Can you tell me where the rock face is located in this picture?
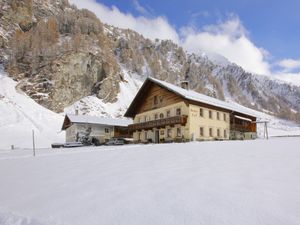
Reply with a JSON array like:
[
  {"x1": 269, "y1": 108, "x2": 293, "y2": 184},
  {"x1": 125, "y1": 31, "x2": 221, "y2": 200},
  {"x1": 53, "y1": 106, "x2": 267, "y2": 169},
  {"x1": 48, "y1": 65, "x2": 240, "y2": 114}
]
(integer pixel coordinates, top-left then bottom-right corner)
[{"x1": 0, "y1": 0, "x2": 300, "y2": 122}]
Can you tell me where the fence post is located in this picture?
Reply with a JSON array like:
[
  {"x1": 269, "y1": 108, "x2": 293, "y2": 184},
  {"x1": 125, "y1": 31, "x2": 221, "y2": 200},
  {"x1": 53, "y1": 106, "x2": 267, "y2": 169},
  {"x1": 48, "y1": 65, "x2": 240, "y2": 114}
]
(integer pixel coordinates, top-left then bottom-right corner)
[{"x1": 32, "y1": 130, "x2": 36, "y2": 157}]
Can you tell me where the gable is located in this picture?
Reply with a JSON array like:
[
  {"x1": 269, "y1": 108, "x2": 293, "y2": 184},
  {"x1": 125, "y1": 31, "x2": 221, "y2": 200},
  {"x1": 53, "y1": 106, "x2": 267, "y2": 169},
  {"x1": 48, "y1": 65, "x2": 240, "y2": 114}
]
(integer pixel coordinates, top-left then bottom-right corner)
[{"x1": 125, "y1": 81, "x2": 185, "y2": 117}]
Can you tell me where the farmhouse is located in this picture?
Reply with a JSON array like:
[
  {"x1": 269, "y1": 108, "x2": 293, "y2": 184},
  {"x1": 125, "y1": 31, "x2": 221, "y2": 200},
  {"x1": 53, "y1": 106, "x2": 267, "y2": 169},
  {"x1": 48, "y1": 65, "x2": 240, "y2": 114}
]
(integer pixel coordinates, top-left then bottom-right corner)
[
  {"x1": 62, "y1": 114, "x2": 132, "y2": 144},
  {"x1": 124, "y1": 77, "x2": 257, "y2": 143}
]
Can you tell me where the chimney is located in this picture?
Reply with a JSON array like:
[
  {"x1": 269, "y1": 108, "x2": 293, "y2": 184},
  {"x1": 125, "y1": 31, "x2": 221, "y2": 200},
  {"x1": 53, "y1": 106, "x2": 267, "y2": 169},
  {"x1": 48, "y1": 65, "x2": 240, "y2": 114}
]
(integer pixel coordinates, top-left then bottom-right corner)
[
  {"x1": 75, "y1": 109, "x2": 79, "y2": 115},
  {"x1": 180, "y1": 81, "x2": 189, "y2": 90}
]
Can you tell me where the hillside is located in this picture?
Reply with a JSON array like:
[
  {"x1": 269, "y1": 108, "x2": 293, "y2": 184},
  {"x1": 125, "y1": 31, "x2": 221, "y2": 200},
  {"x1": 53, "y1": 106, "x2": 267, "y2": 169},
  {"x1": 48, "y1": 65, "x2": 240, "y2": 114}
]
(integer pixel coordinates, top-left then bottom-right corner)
[
  {"x1": 0, "y1": 0, "x2": 299, "y2": 123},
  {"x1": 0, "y1": 66, "x2": 64, "y2": 149}
]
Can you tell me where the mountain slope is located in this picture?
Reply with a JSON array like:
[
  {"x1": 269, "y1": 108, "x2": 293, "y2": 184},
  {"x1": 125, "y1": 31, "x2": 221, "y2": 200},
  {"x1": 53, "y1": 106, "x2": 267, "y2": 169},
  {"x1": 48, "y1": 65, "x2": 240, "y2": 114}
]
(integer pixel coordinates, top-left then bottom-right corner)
[
  {"x1": 0, "y1": 0, "x2": 299, "y2": 124},
  {"x1": 0, "y1": 66, "x2": 64, "y2": 149}
]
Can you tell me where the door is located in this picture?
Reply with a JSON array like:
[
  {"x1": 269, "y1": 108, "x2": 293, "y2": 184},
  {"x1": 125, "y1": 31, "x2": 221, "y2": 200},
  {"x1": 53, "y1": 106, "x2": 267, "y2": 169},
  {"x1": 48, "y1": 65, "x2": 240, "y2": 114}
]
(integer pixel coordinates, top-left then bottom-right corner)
[{"x1": 155, "y1": 130, "x2": 160, "y2": 143}]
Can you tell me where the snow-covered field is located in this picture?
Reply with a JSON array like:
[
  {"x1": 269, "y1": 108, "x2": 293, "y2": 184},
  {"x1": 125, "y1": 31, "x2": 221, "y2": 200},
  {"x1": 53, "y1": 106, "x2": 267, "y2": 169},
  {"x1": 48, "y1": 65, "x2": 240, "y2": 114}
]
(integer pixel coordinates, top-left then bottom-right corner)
[{"x1": 0, "y1": 138, "x2": 299, "y2": 225}]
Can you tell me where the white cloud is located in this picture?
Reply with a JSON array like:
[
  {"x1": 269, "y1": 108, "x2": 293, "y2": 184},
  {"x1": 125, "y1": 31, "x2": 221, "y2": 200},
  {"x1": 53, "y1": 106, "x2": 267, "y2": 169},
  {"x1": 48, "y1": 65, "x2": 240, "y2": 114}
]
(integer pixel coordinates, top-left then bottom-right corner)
[
  {"x1": 69, "y1": 0, "x2": 179, "y2": 43},
  {"x1": 132, "y1": 0, "x2": 148, "y2": 15},
  {"x1": 181, "y1": 17, "x2": 271, "y2": 75},
  {"x1": 273, "y1": 72, "x2": 300, "y2": 86},
  {"x1": 278, "y1": 58, "x2": 300, "y2": 72}
]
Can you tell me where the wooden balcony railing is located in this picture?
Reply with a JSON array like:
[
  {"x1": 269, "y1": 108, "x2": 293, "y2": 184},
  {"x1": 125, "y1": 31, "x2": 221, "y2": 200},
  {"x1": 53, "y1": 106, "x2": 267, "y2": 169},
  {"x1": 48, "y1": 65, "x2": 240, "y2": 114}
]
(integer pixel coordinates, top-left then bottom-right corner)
[
  {"x1": 230, "y1": 123, "x2": 256, "y2": 132},
  {"x1": 129, "y1": 115, "x2": 188, "y2": 131}
]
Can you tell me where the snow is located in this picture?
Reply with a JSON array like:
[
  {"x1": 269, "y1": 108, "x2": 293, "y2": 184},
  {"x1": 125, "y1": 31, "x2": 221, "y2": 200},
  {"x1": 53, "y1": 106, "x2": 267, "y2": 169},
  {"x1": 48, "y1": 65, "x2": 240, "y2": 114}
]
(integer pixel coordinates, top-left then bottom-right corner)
[
  {"x1": 0, "y1": 66, "x2": 64, "y2": 150},
  {"x1": 0, "y1": 138, "x2": 300, "y2": 225},
  {"x1": 65, "y1": 114, "x2": 132, "y2": 127},
  {"x1": 64, "y1": 69, "x2": 143, "y2": 118}
]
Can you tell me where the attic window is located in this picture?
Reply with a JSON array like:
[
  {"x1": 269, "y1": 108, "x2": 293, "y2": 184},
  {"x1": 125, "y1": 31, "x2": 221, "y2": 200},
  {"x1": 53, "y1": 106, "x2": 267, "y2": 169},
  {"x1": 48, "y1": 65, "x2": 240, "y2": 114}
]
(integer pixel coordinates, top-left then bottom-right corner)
[{"x1": 154, "y1": 95, "x2": 158, "y2": 105}]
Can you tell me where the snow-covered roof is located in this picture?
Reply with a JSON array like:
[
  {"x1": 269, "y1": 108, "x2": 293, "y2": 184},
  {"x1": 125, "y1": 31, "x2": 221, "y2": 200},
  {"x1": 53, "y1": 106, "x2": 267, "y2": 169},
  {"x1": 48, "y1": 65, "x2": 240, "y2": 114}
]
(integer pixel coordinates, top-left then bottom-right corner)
[
  {"x1": 125, "y1": 77, "x2": 256, "y2": 118},
  {"x1": 234, "y1": 115, "x2": 252, "y2": 122},
  {"x1": 64, "y1": 114, "x2": 132, "y2": 128}
]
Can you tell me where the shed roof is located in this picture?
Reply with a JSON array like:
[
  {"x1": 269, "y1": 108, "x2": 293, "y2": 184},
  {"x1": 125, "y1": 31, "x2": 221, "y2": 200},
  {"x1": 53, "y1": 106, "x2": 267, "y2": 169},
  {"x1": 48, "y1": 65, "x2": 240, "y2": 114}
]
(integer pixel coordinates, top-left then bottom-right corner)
[{"x1": 62, "y1": 114, "x2": 132, "y2": 130}]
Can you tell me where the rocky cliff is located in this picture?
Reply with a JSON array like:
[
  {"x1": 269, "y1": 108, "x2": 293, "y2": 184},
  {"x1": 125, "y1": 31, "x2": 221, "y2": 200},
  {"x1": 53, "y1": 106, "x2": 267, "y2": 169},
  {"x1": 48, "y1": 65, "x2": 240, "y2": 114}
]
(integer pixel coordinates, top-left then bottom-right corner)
[{"x1": 0, "y1": 0, "x2": 300, "y2": 122}]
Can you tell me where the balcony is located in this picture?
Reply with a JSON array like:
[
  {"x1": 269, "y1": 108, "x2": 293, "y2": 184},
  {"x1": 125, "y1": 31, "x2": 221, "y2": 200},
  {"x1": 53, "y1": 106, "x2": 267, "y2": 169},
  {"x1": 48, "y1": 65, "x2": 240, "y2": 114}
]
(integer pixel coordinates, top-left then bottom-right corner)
[{"x1": 129, "y1": 115, "x2": 188, "y2": 131}]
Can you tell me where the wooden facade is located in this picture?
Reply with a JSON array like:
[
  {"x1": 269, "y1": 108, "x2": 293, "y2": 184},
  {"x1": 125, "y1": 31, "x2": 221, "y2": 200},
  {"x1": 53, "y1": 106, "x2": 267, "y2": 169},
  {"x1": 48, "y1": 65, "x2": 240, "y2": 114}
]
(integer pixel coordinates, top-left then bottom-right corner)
[{"x1": 134, "y1": 82, "x2": 186, "y2": 115}]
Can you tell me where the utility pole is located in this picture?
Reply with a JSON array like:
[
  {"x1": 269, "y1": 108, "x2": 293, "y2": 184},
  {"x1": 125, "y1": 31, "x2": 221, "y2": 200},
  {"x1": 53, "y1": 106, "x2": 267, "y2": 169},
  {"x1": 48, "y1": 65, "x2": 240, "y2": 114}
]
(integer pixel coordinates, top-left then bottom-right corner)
[
  {"x1": 32, "y1": 129, "x2": 36, "y2": 157},
  {"x1": 265, "y1": 122, "x2": 269, "y2": 140}
]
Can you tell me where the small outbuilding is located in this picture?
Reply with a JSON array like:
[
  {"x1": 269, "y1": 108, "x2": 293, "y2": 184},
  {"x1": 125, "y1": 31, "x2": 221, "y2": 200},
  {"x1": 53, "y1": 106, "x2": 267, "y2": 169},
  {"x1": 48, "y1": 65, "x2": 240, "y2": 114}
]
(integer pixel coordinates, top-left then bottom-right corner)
[{"x1": 61, "y1": 114, "x2": 132, "y2": 144}]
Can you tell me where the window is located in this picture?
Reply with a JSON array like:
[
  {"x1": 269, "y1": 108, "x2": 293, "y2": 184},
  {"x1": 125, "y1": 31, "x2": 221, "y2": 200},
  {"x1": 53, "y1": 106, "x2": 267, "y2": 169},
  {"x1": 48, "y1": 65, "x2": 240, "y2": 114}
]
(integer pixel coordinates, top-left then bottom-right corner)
[
  {"x1": 138, "y1": 132, "x2": 141, "y2": 140},
  {"x1": 166, "y1": 110, "x2": 171, "y2": 118},
  {"x1": 176, "y1": 108, "x2": 181, "y2": 116},
  {"x1": 144, "y1": 131, "x2": 147, "y2": 140},
  {"x1": 209, "y1": 128, "x2": 213, "y2": 137},
  {"x1": 160, "y1": 130, "x2": 164, "y2": 135},
  {"x1": 159, "y1": 113, "x2": 164, "y2": 119},
  {"x1": 224, "y1": 129, "x2": 227, "y2": 138},
  {"x1": 105, "y1": 128, "x2": 109, "y2": 133},
  {"x1": 167, "y1": 128, "x2": 172, "y2": 138},
  {"x1": 144, "y1": 116, "x2": 147, "y2": 122},
  {"x1": 153, "y1": 95, "x2": 158, "y2": 105},
  {"x1": 223, "y1": 113, "x2": 227, "y2": 121},
  {"x1": 200, "y1": 127, "x2": 204, "y2": 136},
  {"x1": 154, "y1": 114, "x2": 158, "y2": 120},
  {"x1": 209, "y1": 110, "x2": 212, "y2": 119},
  {"x1": 199, "y1": 108, "x2": 203, "y2": 117},
  {"x1": 217, "y1": 112, "x2": 220, "y2": 120},
  {"x1": 176, "y1": 128, "x2": 181, "y2": 137},
  {"x1": 217, "y1": 129, "x2": 220, "y2": 137}
]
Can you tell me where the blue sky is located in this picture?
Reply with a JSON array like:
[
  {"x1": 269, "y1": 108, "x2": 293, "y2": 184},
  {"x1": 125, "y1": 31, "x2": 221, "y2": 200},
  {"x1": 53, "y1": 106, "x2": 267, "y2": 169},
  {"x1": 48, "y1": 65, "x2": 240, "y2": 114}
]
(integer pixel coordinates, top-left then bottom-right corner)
[
  {"x1": 70, "y1": 0, "x2": 300, "y2": 85},
  {"x1": 98, "y1": 0, "x2": 300, "y2": 60}
]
